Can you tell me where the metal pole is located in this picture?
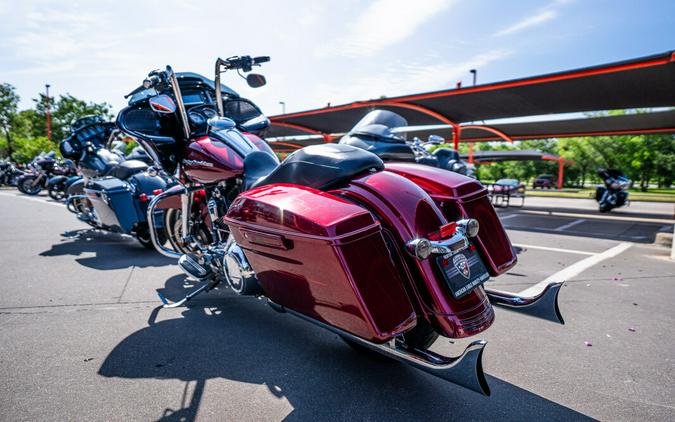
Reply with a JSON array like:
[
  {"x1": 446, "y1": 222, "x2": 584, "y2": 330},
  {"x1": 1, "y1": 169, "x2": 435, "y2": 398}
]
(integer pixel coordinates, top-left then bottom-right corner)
[
  {"x1": 470, "y1": 69, "x2": 477, "y2": 86},
  {"x1": 558, "y1": 158, "x2": 564, "y2": 190},
  {"x1": 45, "y1": 84, "x2": 52, "y2": 142},
  {"x1": 279, "y1": 101, "x2": 286, "y2": 114}
]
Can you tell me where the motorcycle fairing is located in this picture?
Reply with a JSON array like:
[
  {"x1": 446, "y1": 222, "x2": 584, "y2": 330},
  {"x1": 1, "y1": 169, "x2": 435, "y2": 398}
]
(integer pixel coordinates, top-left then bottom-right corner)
[{"x1": 224, "y1": 183, "x2": 417, "y2": 343}]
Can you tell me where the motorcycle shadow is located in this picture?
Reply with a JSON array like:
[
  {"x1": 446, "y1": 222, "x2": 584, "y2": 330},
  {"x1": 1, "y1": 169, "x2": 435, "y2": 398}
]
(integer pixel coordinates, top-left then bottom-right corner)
[
  {"x1": 39, "y1": 229, "x2": 174, "y2": 270},
  {"x1": 99, "y1": 281, "x2": 593, "y2": 422}
]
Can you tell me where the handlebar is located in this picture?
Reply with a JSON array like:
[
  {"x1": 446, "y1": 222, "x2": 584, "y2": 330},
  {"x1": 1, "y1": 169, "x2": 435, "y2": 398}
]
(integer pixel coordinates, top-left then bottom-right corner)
[{"x1": 220, "y1": 55, "x2": 270, "y2": 72}]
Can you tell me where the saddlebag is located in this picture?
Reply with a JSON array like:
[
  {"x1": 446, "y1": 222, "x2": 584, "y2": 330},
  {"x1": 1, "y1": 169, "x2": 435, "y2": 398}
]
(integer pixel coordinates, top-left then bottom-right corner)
[
  {"x1": 224, "y1": 184, "x2": 417, "y2": 343},
  {"x1": 385, "y1": 163, "x2": 517, "y2": 276},
  {"x1": 85, "y1": 178, "x2": 140, "y2": 233}
]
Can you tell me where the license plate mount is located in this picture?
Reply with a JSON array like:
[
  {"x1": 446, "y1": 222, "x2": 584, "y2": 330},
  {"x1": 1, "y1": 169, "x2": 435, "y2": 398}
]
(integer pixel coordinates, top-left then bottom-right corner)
[{"x1": 436, "y1": 247, "x2": 490, "y2": 299}]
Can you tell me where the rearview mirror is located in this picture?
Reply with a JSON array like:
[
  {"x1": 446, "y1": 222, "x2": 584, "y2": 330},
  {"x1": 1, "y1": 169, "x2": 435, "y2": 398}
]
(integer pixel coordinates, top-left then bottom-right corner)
[
  {"x1": 246, "y1": 73, "x2": 267, "y2": 88},
  {"x1": 149, "y1": 94, "x2": 177, "y2": 114}
]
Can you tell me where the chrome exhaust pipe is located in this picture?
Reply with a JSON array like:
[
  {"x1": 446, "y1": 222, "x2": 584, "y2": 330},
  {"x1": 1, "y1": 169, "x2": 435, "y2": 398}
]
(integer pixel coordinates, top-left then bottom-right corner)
[
  {"x1": 147, "y1": 187, "x2": 185, "y2": 258},
  {"x1": 269, "y1": 301, "x2": 490, "y2": 396},
  {"x1": 65, "y1": 194, "x2": 87, "y2": 214},
  {"x1": 485, "y1": 282, "x2": 564, "y2": 325}
]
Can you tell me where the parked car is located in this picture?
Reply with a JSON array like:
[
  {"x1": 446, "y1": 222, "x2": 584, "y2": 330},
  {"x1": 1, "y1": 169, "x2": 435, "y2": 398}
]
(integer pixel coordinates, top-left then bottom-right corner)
[{"x1": 532, "y1": 174, "x2": 554, "y2": 189}]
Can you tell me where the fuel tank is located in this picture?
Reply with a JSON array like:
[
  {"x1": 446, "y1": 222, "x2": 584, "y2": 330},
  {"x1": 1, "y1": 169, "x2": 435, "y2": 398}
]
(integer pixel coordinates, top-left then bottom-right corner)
[{"x1": 182, "y1": 131, "x2": 278, "y2": 185}]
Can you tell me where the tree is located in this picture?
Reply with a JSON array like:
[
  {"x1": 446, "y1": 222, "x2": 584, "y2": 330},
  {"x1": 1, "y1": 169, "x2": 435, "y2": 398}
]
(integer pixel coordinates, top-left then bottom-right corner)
[
  {"x1": 0, "y1": 83, "x2": 20, "y2": 159},
  {"x1": 32, "y1": 93, "x2": 113, "y2": 142}
]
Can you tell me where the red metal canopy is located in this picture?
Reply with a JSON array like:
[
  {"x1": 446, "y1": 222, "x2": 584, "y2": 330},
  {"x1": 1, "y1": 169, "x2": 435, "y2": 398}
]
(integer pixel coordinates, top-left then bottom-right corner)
[{"x1": 267, "y1": 51, "x2": 675, "y2": 148}]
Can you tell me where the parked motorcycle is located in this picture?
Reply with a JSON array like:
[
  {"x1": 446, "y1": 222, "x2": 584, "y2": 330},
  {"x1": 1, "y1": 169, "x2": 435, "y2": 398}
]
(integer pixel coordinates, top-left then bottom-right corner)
[
  {"x1": 120, "y1": 56, "x2": 564, "y2": 396},
  {"x1": 0, "y1": 159, "x2": 25, "y2": 186},
  {"x1": 340, "y1": 110, "x2": 473, "y2": 177},
  {"x1": 595, "y1": 169, "x2": 630, "y2": 212},
  {"x1": 17, "y1": 152, "x2": 76, "y2": 195},
  {"x1": 60, "y1": 118, "x2": 171, "y2": 249},
  {"x1": 45, "y1": 159, "x2": 79, "y2": 200}
]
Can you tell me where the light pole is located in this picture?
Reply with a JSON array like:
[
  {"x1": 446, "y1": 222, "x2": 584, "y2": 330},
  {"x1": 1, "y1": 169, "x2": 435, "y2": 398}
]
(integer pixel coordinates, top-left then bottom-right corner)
[
  {"x1": 45, "y1": 84, "x2": 52, "y2": 142},
  {"x1": 278, "y1": 101, "x2": 286, "y2": 115},
  {"x1": 470, "y1": 69, "x2": 477, "y2": 86}
]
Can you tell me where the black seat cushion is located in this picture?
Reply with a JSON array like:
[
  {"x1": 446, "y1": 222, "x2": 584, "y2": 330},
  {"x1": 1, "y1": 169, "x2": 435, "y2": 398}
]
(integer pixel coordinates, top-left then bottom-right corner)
[
  {"x1": 106, "y1": 160, "x2": 148, "y2": 180},
  {"x1": 252, "y1": 144, "x2": 384, "y2": 190}
]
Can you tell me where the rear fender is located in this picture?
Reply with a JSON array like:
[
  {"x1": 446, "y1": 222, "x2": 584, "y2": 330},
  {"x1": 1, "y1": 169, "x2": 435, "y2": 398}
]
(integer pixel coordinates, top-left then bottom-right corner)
[
  {"x1": 333, "y1": 170, "x2": 494, "y2": 339},
  {"x1": 67, "y1": 178, "x2": 86, "y2": 196},
  {"x1": 47, "y1": 175, "x2": 67, "y2": 187}
]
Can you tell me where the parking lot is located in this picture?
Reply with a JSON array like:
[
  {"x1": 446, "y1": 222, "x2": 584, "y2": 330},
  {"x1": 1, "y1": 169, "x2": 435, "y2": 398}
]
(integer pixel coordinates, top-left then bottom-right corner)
[{"x1": 1, "y1": 190, "x2": 674, "y2": 421}]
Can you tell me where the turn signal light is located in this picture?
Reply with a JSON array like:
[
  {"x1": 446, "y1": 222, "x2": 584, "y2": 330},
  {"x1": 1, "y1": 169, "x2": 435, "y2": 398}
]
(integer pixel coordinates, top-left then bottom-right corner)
[
  {"x1": 152, "y1": 189, "x2": 163, "y2": 195},
  {"x1": 407, "y1": 238, "x2": 432, "y2": 260},
  {"x1": 139, "y1": 193, "x2": 149, "y2": 203}
]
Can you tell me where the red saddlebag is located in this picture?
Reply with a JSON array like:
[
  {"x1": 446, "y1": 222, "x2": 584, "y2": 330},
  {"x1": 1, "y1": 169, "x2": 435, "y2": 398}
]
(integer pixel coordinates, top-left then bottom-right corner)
[
  {"x1": 385, "y1": 163, "x2": 517, "y2": 276},
  {"x1": 224, "y1": 184, "x2": 417, "y2": 342}
]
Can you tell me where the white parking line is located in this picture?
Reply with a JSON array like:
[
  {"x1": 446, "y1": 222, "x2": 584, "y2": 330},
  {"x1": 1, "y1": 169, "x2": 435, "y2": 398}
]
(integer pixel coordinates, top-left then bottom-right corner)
[
  {"x1": 0, "y1": 192, "x2": 64, "y2": 208},
  {"x1": 498, "y1": 214, "x2": 520, "y2": 221},
  {"x1": 554, "y1": 218, "x2": 586, "y2": 231},
  {"x1": 511, "y1": 243, "x2": 596, "y2": 256},
  {"x1": 520, "y1": 209, "x2": 674, "y2": 224},
  {"x1": 519, "y1": 242, "x2": 633, "y2": 296}
]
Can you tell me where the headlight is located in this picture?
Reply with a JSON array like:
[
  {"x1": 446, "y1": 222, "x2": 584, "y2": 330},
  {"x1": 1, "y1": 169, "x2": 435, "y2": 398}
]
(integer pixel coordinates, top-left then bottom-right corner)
[{"x1": 610, "y1": 182, "x2": 620, "y2": 189}]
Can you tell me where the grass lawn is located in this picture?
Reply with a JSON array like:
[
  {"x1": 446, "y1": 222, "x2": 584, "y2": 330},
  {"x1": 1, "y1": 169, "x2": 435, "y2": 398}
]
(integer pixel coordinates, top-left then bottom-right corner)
[{"x1": 526, "y1": 188, "x2": 675, "y2": 202}]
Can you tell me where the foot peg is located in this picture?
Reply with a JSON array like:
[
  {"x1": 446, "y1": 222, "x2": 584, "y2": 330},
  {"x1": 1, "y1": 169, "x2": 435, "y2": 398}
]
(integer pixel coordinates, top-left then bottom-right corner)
[
  {"x1": 159, "y1": 253, "x2": 218, "y2": 308},
  {"x1": 485, "y1": 282, "x2": 564, "y2": 324},
  {"x1": 178, "y1": 253, "x2": 212, "y2": 281}
]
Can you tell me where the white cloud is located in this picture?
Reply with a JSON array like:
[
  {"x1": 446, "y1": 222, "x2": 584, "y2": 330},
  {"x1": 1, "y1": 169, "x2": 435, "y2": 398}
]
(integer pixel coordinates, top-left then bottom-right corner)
[
  {"x1": 310, "y1": 49, "x2": 513, "y2": 107},
  {"x1": 318, "y1": 0, "x2": 455, "y2": 57},
  {"x1": 494, "y1": 9, "x2": 557, "y2": 37}
]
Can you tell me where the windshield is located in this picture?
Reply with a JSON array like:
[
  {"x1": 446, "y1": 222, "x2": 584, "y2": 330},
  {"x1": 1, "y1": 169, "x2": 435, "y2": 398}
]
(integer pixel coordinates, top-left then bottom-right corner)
[{"x1": 349, "y1": 110, "x2": 408, "y2": 142}]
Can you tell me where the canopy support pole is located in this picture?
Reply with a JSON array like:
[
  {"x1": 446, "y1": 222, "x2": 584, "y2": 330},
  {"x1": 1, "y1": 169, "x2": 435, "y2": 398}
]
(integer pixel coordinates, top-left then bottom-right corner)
[{"x1": 558, "y1": 158, "x2": 564, "y2": 190}]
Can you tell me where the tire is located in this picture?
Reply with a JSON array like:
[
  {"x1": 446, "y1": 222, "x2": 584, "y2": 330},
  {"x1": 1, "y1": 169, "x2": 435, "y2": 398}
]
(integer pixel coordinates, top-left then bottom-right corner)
[
  {"x1": 137, "y1": 225, "x2": 168, "y2": 250},
  {"x1": 19, "y1": 176, "x2": 42, "y2": 195},
  {"x1": 48, "y1": 185, "x2": 65, "y2": 200},
  {"x1": 340, "y1": 319, "x2": 439, "y2": 358},
  {"x1": 164, "y1": 208, "x2": 212, "y2": 254}
]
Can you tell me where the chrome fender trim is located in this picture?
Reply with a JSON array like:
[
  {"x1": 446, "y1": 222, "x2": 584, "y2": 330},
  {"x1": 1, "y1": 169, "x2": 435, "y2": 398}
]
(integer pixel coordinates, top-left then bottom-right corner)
[
  {"x1": 485, "y1": 282, "x2": 564, "y2": 324},
  {"x1": 269, "y1": 300, "x2": 490, "y2": 396}
]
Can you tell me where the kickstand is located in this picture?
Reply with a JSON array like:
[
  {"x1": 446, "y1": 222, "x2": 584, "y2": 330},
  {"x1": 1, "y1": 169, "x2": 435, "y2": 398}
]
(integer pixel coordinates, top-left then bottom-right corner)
[{"x1": 157, "y1": 278, "x2": 221, "y2": 308}]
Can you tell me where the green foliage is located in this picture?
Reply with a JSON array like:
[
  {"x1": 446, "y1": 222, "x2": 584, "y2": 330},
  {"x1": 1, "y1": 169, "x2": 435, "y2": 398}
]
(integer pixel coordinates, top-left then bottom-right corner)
[
  {"x1": 0, "y1": 136, "x2": 55, "y2": 163},
  {"x1": 0, "y1": 83, "x2": 112, "y2": 162},
  {"x1": 30, "y1": 93, "x2": 113, "y2": 142}
]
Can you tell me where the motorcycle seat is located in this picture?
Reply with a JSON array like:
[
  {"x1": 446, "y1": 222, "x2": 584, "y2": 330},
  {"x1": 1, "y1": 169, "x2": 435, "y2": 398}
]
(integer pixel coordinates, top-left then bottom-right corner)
[
  {"x1": 248, "y1": 144, "x2": 384, "y2": 191},
  {"x1": 106, "y1": 160, "x2": 148, "y2": 180}
]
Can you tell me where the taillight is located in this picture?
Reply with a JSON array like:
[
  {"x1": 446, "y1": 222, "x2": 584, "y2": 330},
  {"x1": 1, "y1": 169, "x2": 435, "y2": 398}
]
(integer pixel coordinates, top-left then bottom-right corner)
[
  {"x1": 139, "y1": 193, "x2": 149, "y2": 203},
  {"x1": 428, "y1": 222, "x2": 457, "y2": 241},
  {"x1": 152, "y1": 189, "x2": 163, "y2": 195}
]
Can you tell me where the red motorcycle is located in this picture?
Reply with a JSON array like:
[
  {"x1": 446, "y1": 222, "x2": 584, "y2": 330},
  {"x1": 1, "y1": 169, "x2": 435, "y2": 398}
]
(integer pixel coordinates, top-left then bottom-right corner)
[{"x1": 117, "y1": 57, "x2": 564, "y2": 396}]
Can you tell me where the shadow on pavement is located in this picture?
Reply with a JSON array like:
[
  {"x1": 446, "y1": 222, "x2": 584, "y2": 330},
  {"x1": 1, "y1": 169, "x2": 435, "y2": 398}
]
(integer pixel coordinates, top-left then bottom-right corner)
[
  {"x1": 39, "y1": 229, "x2": 175, "y2": 270},
  {"x1": 99, "y1": 287, "x2": 593, "y2": 421}
]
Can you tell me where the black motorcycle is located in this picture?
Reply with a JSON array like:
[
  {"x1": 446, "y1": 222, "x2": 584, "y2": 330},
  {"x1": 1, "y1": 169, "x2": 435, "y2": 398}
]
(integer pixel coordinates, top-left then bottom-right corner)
[
  {"x1": 61, "y1": 120, "x2": 171, "y2": 249},
  {"x1": 595, "y1": 169, "x2": 630, "y2": 212},
  {"x1": 16, "y1": 152, "x2": 76, "y2": 195},
  {"x1": 339, "y1": 110, "x2": 473, "y2": 177},
  {"x1": 0, "y1": 159, "x2": 25, "y2": 186}
]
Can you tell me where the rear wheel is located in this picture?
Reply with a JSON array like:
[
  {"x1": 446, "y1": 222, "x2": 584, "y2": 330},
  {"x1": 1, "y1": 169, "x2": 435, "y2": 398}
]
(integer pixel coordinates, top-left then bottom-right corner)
[
  {"x1": 137, "y1": 225, "x2": 168, "y2": 250},
  {"x1": 19, "y1": 176, "x2": 42, "y2": 195}
]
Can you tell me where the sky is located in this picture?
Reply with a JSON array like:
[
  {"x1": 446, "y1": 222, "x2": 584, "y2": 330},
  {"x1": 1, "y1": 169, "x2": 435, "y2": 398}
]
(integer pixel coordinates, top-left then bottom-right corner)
[{"x1": 0, "y1": 0, "x2": 673, "y2": 118}]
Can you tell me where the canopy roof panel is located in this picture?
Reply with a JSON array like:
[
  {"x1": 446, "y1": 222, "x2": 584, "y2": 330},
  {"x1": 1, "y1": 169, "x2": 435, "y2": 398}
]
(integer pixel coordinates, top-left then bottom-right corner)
[{"x1": 269, "y1": 51, "x2": 675, "y2": 137}]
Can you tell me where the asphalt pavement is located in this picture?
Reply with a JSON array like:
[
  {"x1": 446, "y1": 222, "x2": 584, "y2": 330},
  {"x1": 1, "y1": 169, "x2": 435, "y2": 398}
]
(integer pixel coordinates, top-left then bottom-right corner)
[{"x1": 0, "y1": 190, "x2": 673, "y2": 421}]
